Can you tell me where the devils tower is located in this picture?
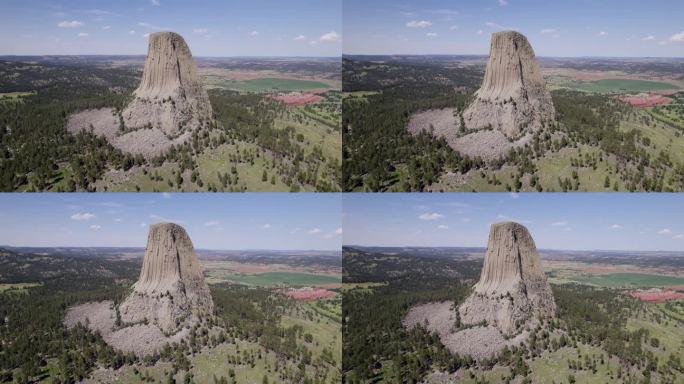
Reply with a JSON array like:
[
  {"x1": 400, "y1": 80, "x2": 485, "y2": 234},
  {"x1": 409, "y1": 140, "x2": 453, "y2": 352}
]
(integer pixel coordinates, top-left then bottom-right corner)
[
  {"x1": 122, "y1": 31, "x2": 213, "y2": 136},
  {"x1": 119, "y1": 222, "x2": 214, "y2": 333},
  {"x1": 459, "y1": 222, "x2": 555, "y2": 336},
  {"x1": 462, "y1": 31, "x2": 554, "y2": 138}
]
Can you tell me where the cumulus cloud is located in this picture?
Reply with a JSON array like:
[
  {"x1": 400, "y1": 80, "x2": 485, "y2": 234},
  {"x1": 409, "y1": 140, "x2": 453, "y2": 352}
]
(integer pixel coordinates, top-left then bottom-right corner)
[
  {"x1": 262, "y1": 223, "x2": 272, "y2": 229},
  {"x1": 426, "y1": 32, "x2": 437, "y2": 37},
  {"x1": 102, "y1": 26, "x2": 111, "y2": 30},
  {"x1": 89, "y1": 224, "x2": 101, "y2": 230},
  {"x1": 485, "y1": 21, "x2": 516, "y2": 30},
  {"x1": 204, "y1": 220, "x2": 220, "y2": 227},
  {"x1": 406, "y1": 20, "x2": 432, "y2": 28},
  {"x1": 138, "y1": 22, "x2": 168, "y2": 30},
  {"x1": 71, "y1": 213, "x2": 96, "y2": 220},
  {"x1": 250, "y1": 30, "x2": 259, "y2": 36},
  {"x1": 129, "y1": 30, "x2": 136, "y2": 35},
  {"x1": 658, "y1": 228, "x2": 672, "y2": 234},
  {"x1": 477, "y1": 30, "x2": 483, "y2": 35},
  {"x1": 610, "y1": 224, "x2": 622, "y2": 229},
  {"x1": 150, "y1": 0, "x2": 160, "y2": 6},
  {"x1": 335, "y1": 228, "x2": 342, "y2": 235},
  {"x1": 320, "y1": 31, "x2": 340, "y2": 42},
  {"x1": 499, "y1": 0, "x2": 509, "y2": 6},
  {"x1": 193, "y1": 28, "x2": 208, "y2": 34},
  {"x1": 294, "y1": 35, "x2": 306, "y2": 41},
  {"x1": 149, "y1": 214, "x2": 183, "y2": 223},
  {"x1": 641, "y1": 35, "x2": 655, "y2": 41},
  {"x1": 308, "y1": 228, "x2": 322, "y2": 234},
  {"x1": 437, "y1": 225, "x2": 449, "y2": 230},
  {"x1": 58, "y1": 20, "x2": 84, "y2": 28},
  {"x1": 419, "y1": 213, "x2": 444, "y2": 220},
  {"x1": 78, "y1": 32, "x2": 89, "y2": 37},
  {"x1": 509, "y1": 192, "x2": 519, "y2": 199},
  {"x1": 162, "y1": 192, "x2": 171, "y2": 198},
  {"x1": 669, "y1": 31, "x2": 684, "y2": 42},
  {"x1": 597, "y1": 31, "x2": 607, "y2": 37}
]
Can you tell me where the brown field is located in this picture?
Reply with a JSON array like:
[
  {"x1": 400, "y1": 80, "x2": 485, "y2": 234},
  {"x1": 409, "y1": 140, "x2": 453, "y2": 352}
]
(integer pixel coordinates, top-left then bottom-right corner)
[
  {"x1": 271, "y1": 92, "x2": 324, "y2": 105},
  {"x1": 283, "y1": 288, "x2": 337, "y2": 301},
  {"x1": 629, "y1": 289, "x2": 684, "y2": 303},
  {"x1": 619, "y1": 93, "x2": 672, "y2": 107}
]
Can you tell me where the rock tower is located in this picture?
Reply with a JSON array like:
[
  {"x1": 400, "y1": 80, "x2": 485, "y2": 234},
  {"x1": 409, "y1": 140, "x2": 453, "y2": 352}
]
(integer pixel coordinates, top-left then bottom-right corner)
[
  {"x1": 119, "y1": 222, "x2": 214, "y2": 333},
  {"x1": 122, "y1": 31, "x2": 212, "y2": 136},
  {"x1": 459, "y1": 222, "x2": 555, "y2": 336},
  {"x1": 462, "y1": 31, "x2": 554, "y2": 138}
]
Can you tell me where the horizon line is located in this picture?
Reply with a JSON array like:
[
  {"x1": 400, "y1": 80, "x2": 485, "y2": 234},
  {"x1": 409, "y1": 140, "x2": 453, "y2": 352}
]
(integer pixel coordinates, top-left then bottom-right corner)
[
  {"x1": 1, "y1": 245, "x2": 341, "y2": 253},
  {"x1": 343, "y1": 244, "x2": 684, "y2": 254},
  {"x1": 342, "y1": 53, "x2": 684, "y2": 59}
]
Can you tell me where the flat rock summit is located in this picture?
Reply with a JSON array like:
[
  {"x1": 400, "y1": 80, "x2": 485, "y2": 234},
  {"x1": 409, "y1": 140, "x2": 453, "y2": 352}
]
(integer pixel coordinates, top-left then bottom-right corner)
[
  {"x1": 64, "y1": 222, "x2": 214, "y2": 356},
  {"x1": 122, "y1": 31, "x2": 213, "y2": 137},
  {"x1": 463, "y1": 31, "x2": 555, "y2": 139},
  {"x1": 403, "y1": 221, "x2": 556, "y2": 360}
]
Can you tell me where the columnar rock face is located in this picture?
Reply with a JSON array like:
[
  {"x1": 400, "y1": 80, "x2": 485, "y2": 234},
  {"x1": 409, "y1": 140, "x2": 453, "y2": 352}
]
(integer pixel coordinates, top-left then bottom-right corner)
[
  {"x1": 462, "y1": 31, "x2": 554, "y2": 138},
  {"x1": 119, "y1": 222, "x2": 214, "y2": 333},
  {"x1": 122, "y1": 31, "x2": 212, "y2": 136},
  {"x1": 459, "y1": 222, "x2": 555, "y2": 336}
]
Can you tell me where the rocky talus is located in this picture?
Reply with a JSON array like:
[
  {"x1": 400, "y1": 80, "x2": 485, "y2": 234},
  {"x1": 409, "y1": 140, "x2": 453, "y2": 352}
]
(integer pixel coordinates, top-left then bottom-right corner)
[
  {"x1": 462, "y1": 31, "x2": 554, "y2": 138},
  {"x1": 458, "y1": 221, "x2": 556, "y2": 336},
  {"x1": 119, "y1": 222, "x2": 213, "y2": 334},
  {"x1": 122, "y1": 31, "x2": 212, "y2": 136}
]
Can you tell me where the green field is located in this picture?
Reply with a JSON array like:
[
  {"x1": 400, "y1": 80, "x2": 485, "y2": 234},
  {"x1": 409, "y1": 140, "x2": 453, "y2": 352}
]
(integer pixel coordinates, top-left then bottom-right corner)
[
  {"x1": 0, "y1": 91, "x2": 35, "y2": 102},
  {"x1": 565, "y1": 79, "x2": 679, "y2": 93},
  {"x1": 0, "y1": 282, "x2": 41, "y2": 292},
  {"x1": 220, "y1": 271, "x2": 341, "y2": 287},
  {"x1": 208, "y1": 77, "x2": 330, "y2": 92},
  {"x1": 570, "y1": 272, "x2": 684, "y2": 288}
]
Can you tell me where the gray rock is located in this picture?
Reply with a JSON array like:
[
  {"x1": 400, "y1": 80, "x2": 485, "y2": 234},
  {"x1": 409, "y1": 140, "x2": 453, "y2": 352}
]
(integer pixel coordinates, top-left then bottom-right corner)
[
  {"x1": 463, "y1": 31, "x2": 555, "y2": 139},
  {"x1": 459, "y1": 221, "x2": 556, "y2": 336}
]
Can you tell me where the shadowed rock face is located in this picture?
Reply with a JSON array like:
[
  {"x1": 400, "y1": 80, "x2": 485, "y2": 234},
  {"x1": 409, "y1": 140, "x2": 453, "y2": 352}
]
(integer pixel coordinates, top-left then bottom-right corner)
[
  {"x1": 462, "y1": 31, "x2": 554, "y2": 138},
  {"x1": 459, "y1": 221, "x2": 555, "y2": 336},
  {"x1": 119, "y1": 222, "x2": 213, "y2": 333},
  {"x1": 122, "y1": 31, "x2": 212, "y2": 136}
]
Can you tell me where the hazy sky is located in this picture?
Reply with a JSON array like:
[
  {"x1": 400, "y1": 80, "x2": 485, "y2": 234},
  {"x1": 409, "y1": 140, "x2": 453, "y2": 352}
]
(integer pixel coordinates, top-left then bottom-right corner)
[
  {"x1": 0, "y1": 193, "x2": 342, "y2": 250},
  {"x1": 343, "y1": 193, "x2": 684, "y2": 252},
  {"x1": 0, "y1": 0, "x2": 341, "y2": 56},
  {"x1": 344, "y1": 0, "x2": 684, "y2": 57}
]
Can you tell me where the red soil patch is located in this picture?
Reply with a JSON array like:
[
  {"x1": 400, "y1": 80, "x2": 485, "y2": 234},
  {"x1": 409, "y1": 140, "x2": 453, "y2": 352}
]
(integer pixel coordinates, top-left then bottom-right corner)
[
  {"x1": 619, "y1": 93, "x2": 672, "y2": 107},
  {"x1": 284, "y1": 288, "x2": 336, "y2": 301},
  {"x1": 271, "y1": 92, "x2": 323, "y2": 106},
  {"x1": 629, "y1": 289, "x2": 684, "y2": 303}
]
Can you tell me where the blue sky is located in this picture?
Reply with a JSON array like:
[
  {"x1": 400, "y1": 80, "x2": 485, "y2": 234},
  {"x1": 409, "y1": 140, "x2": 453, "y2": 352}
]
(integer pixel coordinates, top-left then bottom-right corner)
[
  {"x1": 344, "y1": 0, "x2": 684, "y2": 57},
  {"x1": 0, "y1": 193, "x2": 341, "y2": 250},
  {"x1": 0, "y1": 0, "x2": 341, "y2": 56},
  {"x1": 343, "y1": 193, "x2": 684, "y2": 252}
]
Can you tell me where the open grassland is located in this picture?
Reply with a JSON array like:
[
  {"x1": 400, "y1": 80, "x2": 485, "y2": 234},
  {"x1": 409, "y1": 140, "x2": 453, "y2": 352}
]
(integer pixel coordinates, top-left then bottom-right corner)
[
  {"x1": 206, "y1": 77, "x2": 330, "y2": 93},
  {"x1": 0, "y1": 282, "x2": 42, "y2": 292},
  {"x1": 570, "y1": 273, "x2": 684, "y2": 288},
  {"x1": 0, "y1": 91, "x2": 35, "y2": 103},
  {"x1": 214, "y1": 271, "x2": 341, "y2": 287},
  {"x1": 563, "y1": 79, "x2": 679, "y2": 93}
]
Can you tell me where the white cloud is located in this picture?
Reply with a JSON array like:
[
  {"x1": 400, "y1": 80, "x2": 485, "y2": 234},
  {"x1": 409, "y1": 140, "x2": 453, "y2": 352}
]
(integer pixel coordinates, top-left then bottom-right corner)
[
  {"x1": 262, "y1": 223, "x2": 272, "y2": 229},
  {"x1": 669, "y1": 31, "x2": 684, "y2": 42},
  {"x1": 204, "y1": 220, "x2": 220, "y2": 227},
  {"x1": 406, "y1": 20, "x2": 432, "y2": 28},
  {"x1": 308, "y1": 228, "x2": 322, "y2": 234},
  {"x1": 162, "y1": 192, "x2": 171, "y2": 198},
  {"x1": 78, "y1": 32, "x2": 89, "y2": 37},
  {"x1": 426, "y1": 32, "x2": 437, "y2": 37},
  {"x1": 485, "y1": 21, "x2": 516, "y2": 30},
  {"x1": 509, "y1": 192, "x2": 519, "y2": 199},
  {"x1": 641, "y1": 35, "x2": 655, "y2": 41},
  {"x1": 610, "y1": 224, "x2": 622, "y2": 229},
  {"x1": 320, "y1": 31, "x2": 340, "y2": 42},
  {"x1": 150, "y1": 0, "x2": 160, "y2": 6},
  {"x1": 461, "y1": 218, "x2": 471, "y2": 223},
  {"x1": 193, "y1": 28, "x2": 209, "y2": 34},
  {"x1": 335, "y1": 228, "x2": 343, "y2": 235},
  {"x1": 140, "y1": 222, "x2": 147, "y2": 227},
  {"x1": 658, "y1": 228, "x2": 672, "y2": 235},
  {"x1": 58, "y1": 20, "x2": 84, "y2": 28},
  {"x1": 250, "y1": 30, "x2": 259, "y2": 36},
  {"x1": 540, "y1": 28, "x2": 557, "y2": 34},
  {"x1": 551, "y1": 221, "x2": 568, "y2": 227},
  {"x1": 143, "y1": 33, "x2": 150, "y2": 38},
  {"x1": 437, "y1": 225, "x2": 449, "y2": 230},
  {"x1": 294, "y1": 35, "x2": 306, "y2": 41},
  {"x1": 675, "y1": 234, "x2": 684, "y2": 239},
  {"x1": 290, "y1": 227, "x2": 302, "y2": 234},
  {"x1": 102, "y1": 26, "x2": 111, "y2": 30},
  {"x1": 129, "y1": 30, "x2": 136, "y2": 35},
  {"x1": 597, "y1": 31, "x2": 607, "y2": 37},
  {"x1": 499, "y1": 0, "x2": 509, "y2": 6},
  {"x1": 89, "y1": 224, "x2": 101, "y2": 230},
  {"x1": 71, "y1": 213, "x2": 96, "y2": 220},
  {"x1": 149, "y1": 214, "x2": 183, "y2": 223},
  {"x1": 476, "y1": 30, "x2": 483, "y2": 35},
  {"x1": 419, "y1": 213, "x2": 444, "y2": 220},
  {"x1": 138, "y1": 22, "x2": 168, "y2": 30}
]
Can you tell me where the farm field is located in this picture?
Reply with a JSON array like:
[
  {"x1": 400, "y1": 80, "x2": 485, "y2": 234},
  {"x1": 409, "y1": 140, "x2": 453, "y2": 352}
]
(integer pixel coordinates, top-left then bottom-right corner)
[
  {"x1": 206, "y1": 76, "x2": 330, "y2": 92},
  {"x1": 563, "y1": 79, "x2": 679, "y2": 93},
  {"x1": 569, "y1": 272, "x2": 684, "y2": 288},
  {"x1": 216, "y1": 271, "x2": 341, "y2": 287}
]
